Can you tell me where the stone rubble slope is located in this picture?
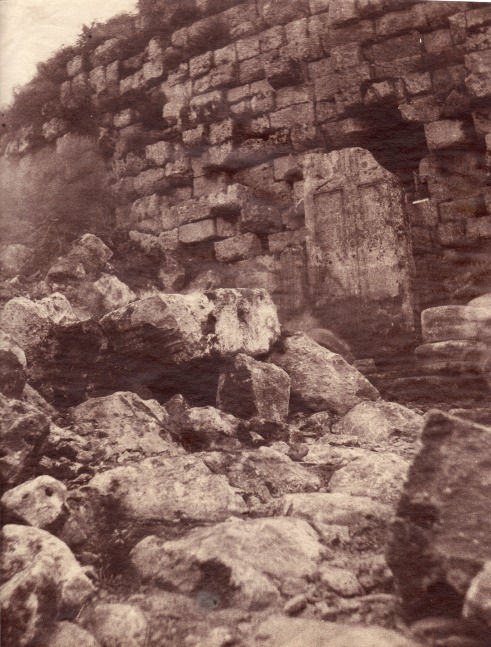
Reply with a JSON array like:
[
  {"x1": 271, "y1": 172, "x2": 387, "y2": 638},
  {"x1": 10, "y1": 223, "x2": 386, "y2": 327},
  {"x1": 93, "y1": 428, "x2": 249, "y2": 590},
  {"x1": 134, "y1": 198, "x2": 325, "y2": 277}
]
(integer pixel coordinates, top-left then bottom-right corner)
[{"x1": 1, "y1": 284, "x2": 490, "y2": 647}]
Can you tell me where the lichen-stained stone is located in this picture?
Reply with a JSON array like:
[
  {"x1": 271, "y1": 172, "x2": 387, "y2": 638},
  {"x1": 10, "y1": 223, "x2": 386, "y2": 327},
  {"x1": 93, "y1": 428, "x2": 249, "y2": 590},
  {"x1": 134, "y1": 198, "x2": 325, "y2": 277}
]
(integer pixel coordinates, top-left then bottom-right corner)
[
  {"x1": 89, "y1": 454, "x2": 246, "y2": 522},
  {"x1": 387, "y1": 411, "x2": 491, "y2": 620},
  {"x1": 79, "y1": 603, "x2": 147, "y2": 647},
  {"x1": 207, "y1": 288, "x2": 280, "y2": 357},
  {"x1": 303, "y1": 149, "x2": 415, "y2": 333},
  {"x1": 130, "y1": 517, "x2": 323, "y2": 610},
  {"x1": 91, "y1": 274, "x2": 136, "y2": 314},
  {"x1": 70, "y1": 391, "x2": 179, "y2": 462},
  {"x1": 268, "y1": 333, "x2": 379, "y2": 414},
  {"x1": 1, "y1": 476, "x2": 67, "y2": 529},
  {"x1": 1, "y1": 524, "x2": 95, "y2": 611},
  {"x1": 217, "y1": 353, "x2": 290, "y2": 421}
]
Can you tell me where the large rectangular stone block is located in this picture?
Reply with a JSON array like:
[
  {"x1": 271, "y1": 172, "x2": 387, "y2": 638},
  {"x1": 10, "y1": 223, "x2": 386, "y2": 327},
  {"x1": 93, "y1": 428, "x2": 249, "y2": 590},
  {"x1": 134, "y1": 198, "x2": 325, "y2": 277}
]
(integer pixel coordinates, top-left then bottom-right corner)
[
  {"x1": 424, "y1": 120, "x2": 470, "y2": 151},
  {"x1": 214, "y1": 232, "x2": 262, "y2": 262}
]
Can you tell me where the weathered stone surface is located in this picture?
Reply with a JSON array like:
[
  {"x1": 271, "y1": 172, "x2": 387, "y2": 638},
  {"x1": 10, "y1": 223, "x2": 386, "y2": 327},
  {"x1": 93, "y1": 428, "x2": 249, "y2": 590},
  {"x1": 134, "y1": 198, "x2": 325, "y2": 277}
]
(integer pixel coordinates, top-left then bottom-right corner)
[
  {"x1": 0, "y1": 243, "x2": 31, "y2": 278},
  {"x1": 221, "y1": 446, "x2": 320, "y2": 502},
  {"x1": 0, "y1": 559, "x2": 61, "y2": 647},
  {"x1": 175, "y1": 405, "x2": 241, "y2": 451},
  {"x1": 328, "y1": 452, "x2": 410, "y2": 504},
  {"x1": 415, "y1": 339, "x2": 490, "y2": 374},
  {"x1": 215, "y1": 232, "x2": 262, "y2": 262},
  {"x1": 100, "y1": 289, "x2": 280, "y2": 366},
  {"x1": 388, "y1": 411, "x2": 491, "y2": 620},
  {"x1": 70, "y1": 392, "x2": 178, "y2": 463},
  {"x1": 332, "y1": 401, "x2": 423, "y2": 444},
  {"x1": 208, "y1": 288, "x2": 281, "y2": 357},
  {"x1": 303, "y1": 149, "x2": 415, "y2": 333},
  {"x1": 260, "y1": 493, "x2": 393, "y2": 544},
  {"x1": 0, "y1": 330, "x2": 27, "y2": 398},
  {"x1": 318, "y1": 565, "x2": 364, "y2": 597},
  {"x1": 91, "y1": 274, "x2": 136, "y2": 313},
  {"x1": 80, "y1": 603, "x2": 147, "y2": 647},
  {"x1": 0, "y1": 394, "x2": 51, "y2": 488},
  {"x1": 131, "y1": 517, "x2": 323, "y2": 610},
  {"x1": 249, "y1": 615, "x2": 419, "y2": 647},
  {"x1": 463, "y1": 561, "x2": 491, "y2": 627},
  {"x1": 43, "y1": 621, "x2": 101, "y2": 647},
  {"x1": 1, "y1": 476, "x2": 67, "y2": 529},
  {"x1": 421, "y1": 305, "x2": 491, "y2": 343},
  {"x1": 89, "y1": 454, "x2": 246, "y2": 522},
  {"x1": 47, "y1": 234, "x2": 112, "y2": 281},
  {"x1": 1, "y1": 524, "x2": 94, "y2": 610},
  {"x1": 268, "y1": 333, "x2": 379, "y2": 414},
  {"x1": 424, "y1": 119, "x2": 470, "y2": 151},
  {"x1": 217, "y1": 353, "x2": 290, "y2": 421}
]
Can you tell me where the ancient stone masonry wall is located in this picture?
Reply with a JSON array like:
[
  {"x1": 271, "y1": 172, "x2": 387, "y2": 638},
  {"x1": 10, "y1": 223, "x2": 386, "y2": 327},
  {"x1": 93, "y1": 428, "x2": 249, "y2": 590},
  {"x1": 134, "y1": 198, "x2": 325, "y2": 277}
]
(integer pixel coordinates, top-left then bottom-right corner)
[{"x1": 3, "y1": 0, "x2": 491, "y2": 338}]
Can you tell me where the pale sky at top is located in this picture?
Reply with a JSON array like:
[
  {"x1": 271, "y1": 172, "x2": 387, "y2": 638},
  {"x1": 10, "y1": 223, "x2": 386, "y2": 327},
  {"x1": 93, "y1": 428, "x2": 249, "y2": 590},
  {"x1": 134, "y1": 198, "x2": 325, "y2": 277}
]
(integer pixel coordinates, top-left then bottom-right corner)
[{"x1": 0, "y1": 0, "x2": 138, "y2": 107}]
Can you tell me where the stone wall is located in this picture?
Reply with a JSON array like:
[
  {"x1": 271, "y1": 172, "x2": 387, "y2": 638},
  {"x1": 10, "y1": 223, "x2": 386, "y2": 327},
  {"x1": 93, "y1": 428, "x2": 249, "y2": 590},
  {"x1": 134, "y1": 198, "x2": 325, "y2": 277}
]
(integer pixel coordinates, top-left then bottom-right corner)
[{"x1": 3, "y1": 0, "x2": 491, "y2": 346}]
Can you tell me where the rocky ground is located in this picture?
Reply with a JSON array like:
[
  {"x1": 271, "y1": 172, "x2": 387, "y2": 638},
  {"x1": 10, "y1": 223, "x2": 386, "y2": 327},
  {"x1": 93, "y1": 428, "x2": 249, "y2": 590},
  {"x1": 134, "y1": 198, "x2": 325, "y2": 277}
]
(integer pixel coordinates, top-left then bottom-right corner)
[{"x1": 1, "y1": 235, "x2": 491, "y2": 647}]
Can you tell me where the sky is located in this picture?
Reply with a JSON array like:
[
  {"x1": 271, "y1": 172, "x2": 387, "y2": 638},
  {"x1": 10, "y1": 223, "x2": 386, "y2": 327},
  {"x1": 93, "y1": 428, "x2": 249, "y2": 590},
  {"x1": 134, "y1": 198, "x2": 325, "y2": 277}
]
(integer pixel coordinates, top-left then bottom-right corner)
[{"x1": 0, "y1": 0, "x2": 138, "y2": 107}]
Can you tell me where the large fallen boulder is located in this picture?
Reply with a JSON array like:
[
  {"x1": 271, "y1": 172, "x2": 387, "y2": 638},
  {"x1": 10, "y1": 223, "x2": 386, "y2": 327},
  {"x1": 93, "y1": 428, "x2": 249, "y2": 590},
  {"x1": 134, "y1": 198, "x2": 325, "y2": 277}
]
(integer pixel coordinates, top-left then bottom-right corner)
[
  {"x1": 1, "y1": 475, "x2": 67, "y2": 529},
  {"x1": 131, "y1": 517, "x2": 324, "y2": 610},
  {"x1": 1, "y1": 524, "x2": 95, "y2": 646},
  {"x1": 47, "y1": 234, "x2": 112, "y2": 282},
  {"x1": 387, "y1": 411, "x2": 491, "y2": 620},
  {"x1": 69, "y1": 391, "x2": 179, "y2": 464},
  {"x1": 173, "y1": 405, "x2": 241, "y2": 452},
  {"x1": 88, "y1": 454, "x2": 247, "y2": 522},
  {"x1": 100, "y1": 288, "x2": 280, "y2": 366},
  {"x1": 217, "y1": 354, "x2": 291, "y2": 422},
  {"x1": 268, "y1": 333, "x2": 379, "y2": 414}
]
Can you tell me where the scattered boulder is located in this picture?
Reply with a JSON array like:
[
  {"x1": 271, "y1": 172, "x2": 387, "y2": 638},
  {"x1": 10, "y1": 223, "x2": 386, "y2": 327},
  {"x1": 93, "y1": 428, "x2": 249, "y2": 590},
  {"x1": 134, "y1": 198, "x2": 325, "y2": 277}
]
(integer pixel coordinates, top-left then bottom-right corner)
[
  {"x1": 260, "y1": 493, "x2": 393, "y2": 545},
  {"x1": 318, "y1": 565, "x2": 363, "y2": 597},
  {"x1": 91, "y1": 273, "x2": 136, "y2": 313},
  {"x1": 100, "y1": 288, "x2": 280, "y2": 368},
  {"x1": 268, "y1": 334, "x2": 379, "y2": 414},
  {"x1": 69, "y1": 391, "x2": 178, "y2": 463},
  {"x1": 216, "y1": 447, "x2": 321, "y2": 503},
  {"x1": 1, "y1": 475, "x2": 67, "y2": 529},
  {"x1": 80, "y1": 603, "x2": 147, "y2": 647},
  {"x1": 332, "y1": 401, "x2": 423, "y2": 445},
  {"x1": 42, "y1": 621, "x2": 101, "y2": 647},
  {"x1": 89, "y1": 454, "x2": 247, "y2": 522},
  {"x1": 131, "y1": 517, "x2": 324, "y2": 610},
  {"x1": 1, "y1": 524, "x2": 95, "y2": 613},
  {"x1": 0, "y1": 559, "x2": 61, "y2": 647},
  {"x1": 217, "y1": 354, "x2": 291, "y2": 422},
  {"x1": 47, "y1": 234, "x2": 112, "y2": 282},
  {"x1": 328, "y1": 452, "x2": 410, "y2": 504},
  {"x1": 0, "y1": 329, "x2": 27, "y2": 398},
  {"x1": 0, "y1": 394, "x2": 51, "y2": 488},
  {"x1": 175, "y1": 405, "x2": 241, "y2": 451},
  {"x1": 388, "y1": 411, "x2": 491, "y2": 620},
  {"x1": 249, "y1": 615, "x2": 419, "y2": 647}
]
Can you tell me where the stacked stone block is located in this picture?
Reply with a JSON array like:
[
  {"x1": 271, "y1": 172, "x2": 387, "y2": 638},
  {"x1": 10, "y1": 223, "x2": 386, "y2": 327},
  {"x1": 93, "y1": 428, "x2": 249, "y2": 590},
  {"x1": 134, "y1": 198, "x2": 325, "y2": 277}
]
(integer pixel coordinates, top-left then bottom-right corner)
[{"x1": 5, "y1": 1, "x2": 491, "y2": 316}]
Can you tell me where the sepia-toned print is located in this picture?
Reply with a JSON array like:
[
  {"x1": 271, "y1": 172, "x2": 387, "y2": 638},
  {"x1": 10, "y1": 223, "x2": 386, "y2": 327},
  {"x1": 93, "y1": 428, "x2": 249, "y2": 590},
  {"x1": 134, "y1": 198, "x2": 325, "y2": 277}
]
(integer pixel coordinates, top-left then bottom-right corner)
[{"x1": 1, "y1": 1, "x2": 491, "y2": 646}]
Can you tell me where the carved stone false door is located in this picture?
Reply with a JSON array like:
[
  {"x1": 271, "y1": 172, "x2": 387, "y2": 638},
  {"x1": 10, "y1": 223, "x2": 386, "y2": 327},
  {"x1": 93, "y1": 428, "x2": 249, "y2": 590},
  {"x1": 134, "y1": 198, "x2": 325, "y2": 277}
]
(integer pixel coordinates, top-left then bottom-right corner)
[{"x1": 303, "y1": 148, "x2": 415, "y2": 345}]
